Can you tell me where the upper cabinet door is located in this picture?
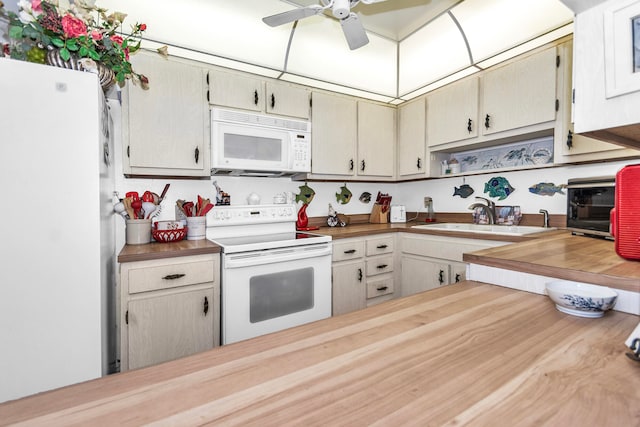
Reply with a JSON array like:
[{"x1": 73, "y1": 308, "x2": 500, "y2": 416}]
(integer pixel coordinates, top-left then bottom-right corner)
[
  {"x1": 357, "y1": 101, "x2": 395, "y2": 178},
  {"x1": 311, "y1": 92, "x2": 357, "y2": 176},
  {"x1": 208, "y1": 70, "x2": 263, "y2": 112},
  {"x1": 397, "y1": 98, "x2": 426, "y2": 178},
  {"x1": 482, "y1": 47, "x2": 558, "y2": 135},
  {"x1": 265, "y1": 81, "x2": 310, "y2": 119},
  {"x1": 124, "y1": 53, "x2": 208, "y2": 176},
  {"x1": 427, "y1": 77, "x2": 479, "y2": 147}
]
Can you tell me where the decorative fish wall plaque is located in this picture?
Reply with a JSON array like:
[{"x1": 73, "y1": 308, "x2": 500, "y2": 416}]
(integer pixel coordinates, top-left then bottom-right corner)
[
  {"x1": 453, "y1": 184, "x2": 474, "y2": 198},
  {"x1": 359, "y1": 191, "x2": 372, "y2": 203},
  {"x1": 529, "y1": 182, "x2": 567, "y2": 196},
  {"x1": 484, "y1": 176, "x2": 515, "y2": 200},
  {"x1": 295, "y1": 182, "x2": 316, "y2": 204},
  {"x1": 336, "y1": 183, "x2": 352, "y2": 204}
]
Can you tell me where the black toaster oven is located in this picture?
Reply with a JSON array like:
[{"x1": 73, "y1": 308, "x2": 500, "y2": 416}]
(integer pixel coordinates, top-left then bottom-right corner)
[{"x1": 566, "y1": 176, "x2": 615, "y2": 239}]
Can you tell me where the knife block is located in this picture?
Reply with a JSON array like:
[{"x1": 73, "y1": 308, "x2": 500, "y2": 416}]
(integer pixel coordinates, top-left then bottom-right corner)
[{"x1": 369, "y1": 203, "x2": 389, "y2": 223}]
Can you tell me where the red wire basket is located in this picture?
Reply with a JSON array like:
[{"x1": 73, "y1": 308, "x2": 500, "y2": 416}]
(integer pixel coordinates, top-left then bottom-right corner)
[{"x1": 152, "y1": 225, "x2": 187, "y2": 243}]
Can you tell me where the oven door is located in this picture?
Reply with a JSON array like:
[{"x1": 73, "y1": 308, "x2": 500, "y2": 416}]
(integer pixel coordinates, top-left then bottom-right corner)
[{"x1": 221, "y1": 243, "x2": 332, "y2": 345}]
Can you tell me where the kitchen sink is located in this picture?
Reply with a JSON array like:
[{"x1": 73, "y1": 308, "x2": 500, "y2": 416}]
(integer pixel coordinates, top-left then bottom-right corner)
[{"x1": 411, "y1": 223, "x2": 557, "y2": 236}]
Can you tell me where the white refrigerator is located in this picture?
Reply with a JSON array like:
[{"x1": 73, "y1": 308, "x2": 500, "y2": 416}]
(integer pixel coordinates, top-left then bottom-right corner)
[{"x1": 0, "y1": 58, "x2": 115, "y2": 403}]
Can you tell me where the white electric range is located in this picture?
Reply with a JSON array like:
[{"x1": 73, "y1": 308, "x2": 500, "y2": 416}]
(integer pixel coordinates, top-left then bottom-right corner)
[{"x1": 206, "y1": 204, "x2": 332, "y2": 345}]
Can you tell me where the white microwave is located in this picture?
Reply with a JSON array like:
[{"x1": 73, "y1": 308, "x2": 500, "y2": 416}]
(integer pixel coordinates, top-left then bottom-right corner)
[{"x1": 210, "y1": 107, "x2": 311, "y2": 177}]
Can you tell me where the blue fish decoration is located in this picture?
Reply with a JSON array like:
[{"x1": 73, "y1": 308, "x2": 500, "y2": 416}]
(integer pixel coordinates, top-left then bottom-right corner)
[
  {"x1": 484, "y1": 176, "x2": 515, "y2": 200},
  {"x1": 453, "y1": 184, "x2": 475, "y2": 198},
  {"x1": 529, "y1": 182, "x2": 566, "y2": 196}
]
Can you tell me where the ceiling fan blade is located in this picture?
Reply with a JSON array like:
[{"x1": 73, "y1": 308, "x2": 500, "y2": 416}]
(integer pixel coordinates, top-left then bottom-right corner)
[
  {"x1": 340, "y1": 13, "x2": 369, "y2": 50},
  {"x1": 262, "y1": 5, "x2": 324, "y2": 27}
]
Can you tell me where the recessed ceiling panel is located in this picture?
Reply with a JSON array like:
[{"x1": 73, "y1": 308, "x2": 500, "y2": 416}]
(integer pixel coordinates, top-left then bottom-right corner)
[
  {"x1": 99, "y1": 0, "x2": 294, "y2": 71},
  {"x1": 398, "y1": 13, "x2": 470, "y2": 96},
  {"x1": 286, "y1": 16, "x2": 397, "y2": 96},
  {"x1": 453, "y1": 0, "x2": 573, "y2": 63}
]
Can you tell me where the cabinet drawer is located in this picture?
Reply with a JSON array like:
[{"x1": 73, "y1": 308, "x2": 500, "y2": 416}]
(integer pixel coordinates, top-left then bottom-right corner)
[
  {"x1": 367, "y1": 277, "x2": 394, "y2": 298},
  {"x1": 127, "y1": 261, "x2": 215, "y2": 294},
  {"x1": 365, "y1": 256, "x2": 394, "y2": 276},
  {"x1": 333, "y1": 240, "x2": 365, "y2": 262},
  {"x1": 366, "y1": 236, "x2": 394, "y2": 256}
]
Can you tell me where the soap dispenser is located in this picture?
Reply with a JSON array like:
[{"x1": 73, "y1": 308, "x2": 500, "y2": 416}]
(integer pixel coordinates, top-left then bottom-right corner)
[{"x1": 424, "y1": 197, "x2": 435, "y2": 222}]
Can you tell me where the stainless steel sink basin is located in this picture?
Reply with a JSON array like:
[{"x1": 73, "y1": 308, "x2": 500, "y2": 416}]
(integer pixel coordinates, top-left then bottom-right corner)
[{"x1": 411, "y1": 223, "x2": 557, "y2": 236}]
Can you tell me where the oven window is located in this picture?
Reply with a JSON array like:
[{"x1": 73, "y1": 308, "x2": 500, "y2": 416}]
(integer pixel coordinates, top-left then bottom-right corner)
[{"x1": 249, "y1": 267, "x2": 314, "y2": 323}]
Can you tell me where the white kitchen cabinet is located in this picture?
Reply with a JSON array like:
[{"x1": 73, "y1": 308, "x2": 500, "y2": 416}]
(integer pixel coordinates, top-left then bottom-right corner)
[
  {"x1": 311, "y1": 91, "x2": 358, "y2": 176},
  {"x1": 332, "y1": 239, "x2": 366, "y2": 315},
  {"x1": 399, "y1": 233, "x2": 507, "y2": 297},
  {"x1": 481, "y1": 47, "x2": 557, "y2": 136},
  {"x1": 427, "y1": 77, "x2": 479, "y2": 147},
  {"x1": 397, "y1": 97, "x2": 427, "y2": 178},
  {"x1": 555, "y1": 39, "x2": 640, "y2": 161},
  {"x1": 572, "y1": 0, "x2": 640, "y2": 149},
  {"x1": 425, "y1": 46, "x2": 559, "y2": 165},
  {"x1": 119, "y1": 254, "x2": 220, "y2": 371},
  {"x1": 357, "y1": 101, "x2": 396, "y2": 178},
  {"x1": 332, "y1": 235, "x2": 396, "y2": 315},
  {"x1": 123, "y1": 53, "x2": 209, "y2": 177},
  {"x1": 208, "y1": 70, "x2": 310, "y2": 119}
]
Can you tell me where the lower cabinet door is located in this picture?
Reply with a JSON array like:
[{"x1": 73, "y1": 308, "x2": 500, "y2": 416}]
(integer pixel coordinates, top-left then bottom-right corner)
[
  {"x1": 400, "y1": 255, "x2": 450, "y2": 297},
  {"x1": 332, "y1": 261, "x2": 366, "y2": 316},
  {"x1": 127, "y1": 287, "x2": 214, "y2": 370}
]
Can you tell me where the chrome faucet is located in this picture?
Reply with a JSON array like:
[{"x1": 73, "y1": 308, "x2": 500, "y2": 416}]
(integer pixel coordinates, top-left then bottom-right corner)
[
  {"x1": 468, "y1": 197, "x2": 496, "y2": 224},
  {"x1": 539, "y1": 209, "x2": 550, "y2": 228}
]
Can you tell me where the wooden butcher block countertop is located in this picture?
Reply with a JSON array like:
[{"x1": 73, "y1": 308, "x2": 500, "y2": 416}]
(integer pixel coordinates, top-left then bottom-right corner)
[
  {"x1": 1, "y1": 282, "x2": 638, "y2": 426},
  {"x1": 464, "y1": 232, "x2": 640, "y2": 293}
]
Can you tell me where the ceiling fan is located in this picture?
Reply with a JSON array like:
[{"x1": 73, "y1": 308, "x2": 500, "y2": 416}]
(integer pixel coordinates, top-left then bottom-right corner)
[{"x1": 262, "y1": 0, "x2": 388, "y2": 50}]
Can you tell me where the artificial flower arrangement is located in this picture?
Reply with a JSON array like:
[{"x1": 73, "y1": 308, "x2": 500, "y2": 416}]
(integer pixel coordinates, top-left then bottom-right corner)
[{"x1": 1, "y1": 0, "x2": 149, "y2": 89}]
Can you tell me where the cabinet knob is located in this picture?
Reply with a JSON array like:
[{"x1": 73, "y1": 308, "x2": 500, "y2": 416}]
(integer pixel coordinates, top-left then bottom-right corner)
[
  {"x1": 438, "y1": 269, "x2": 444, "y2": 284},
  {"x1": 349, "y1": 159, "x2": 354, "y2": 171},
  {"x1": 467, "y1": 118, "x2": 472, "y2": 133},
  {"x1": 203, "y1": 296, "x2": 209, "y2": 316},
  {"x1": 357, "y1": 268, "x2": 363, "y2": 282},
  {"x1": 271, "y1": 93, "x2": 275, "y2": 109},
  {"x1": 360, "y1": 159, "x2": 366, "y2": 172},
  {"x1": 194, "y1": 147, "x2": 200, "y2": 164},
  {"x1": 484, "y1": 114, "x2": 491, "y2": 129},
  {"x1": 254, "y1": 90, "x2": 259, "y2": 105},
  {"x1": 416, "y1": 157, "x2": 422, "y2": 169}
]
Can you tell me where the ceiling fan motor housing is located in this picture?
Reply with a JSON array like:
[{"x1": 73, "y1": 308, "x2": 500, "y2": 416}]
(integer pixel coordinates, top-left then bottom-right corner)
[{"x1": 332, "y1": 0, "x2": 352, "y2": 19}]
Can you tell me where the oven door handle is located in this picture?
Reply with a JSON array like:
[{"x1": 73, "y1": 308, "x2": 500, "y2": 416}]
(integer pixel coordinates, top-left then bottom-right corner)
[{"x1": 224, "y1": 243, "x2": 332, "y2": 268}]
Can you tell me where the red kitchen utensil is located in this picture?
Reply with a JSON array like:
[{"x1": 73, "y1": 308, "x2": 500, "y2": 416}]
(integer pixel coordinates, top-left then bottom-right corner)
[
  {"x1": 182, "y1": 201, "x2": 194, "y2": 217},
  {"x1": 126, "y1": 191, "x2": 139, "y2": 202},
  {"x1": 142, "y1": 191, "x2": 154, "y2": 203},
  {"x1": 131, "y1": 199, "x2": 142, "y2": 219},
  {"x1": 159, "y1": 184, "x2": 170, "y2": 202}
]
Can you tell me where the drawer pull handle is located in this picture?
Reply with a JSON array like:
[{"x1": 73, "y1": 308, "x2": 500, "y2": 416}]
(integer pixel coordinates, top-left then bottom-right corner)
[
  {"x1": 377, "y1": 264, "x2": 388, "y2": 269},
  {"x1": 438, "y1": 269, "x2": 445, "y2": 284},
  {"x1": 203, "y1": 296, "x2": 209, "y2": 316},
  {"x1": 357, "y1": 268, "x2": 363, "y2": 282},
  {"x1": 163, "y1": 273, "x2": 185, "y2": 280},
  {"x1": 455, "y1": 273, "x2": 461, "y2": 283},
  {"x1": 376, "y1": 286, "x2": 388, "y2": 291},
  {"x1": 376, "y1": 244, "x2": 388, "y2": 249},
  {"x1": 343, "y1": 249, "x2": 357, "y2": 254}
]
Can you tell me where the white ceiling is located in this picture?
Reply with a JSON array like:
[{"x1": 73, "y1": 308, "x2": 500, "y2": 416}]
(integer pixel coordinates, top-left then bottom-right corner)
[
  {"x1": 88, "y1": 0, "x2": 574, "y2": 102},
  {"x1": 286, "y1": 0, "x2": 464, "y2": 41}
]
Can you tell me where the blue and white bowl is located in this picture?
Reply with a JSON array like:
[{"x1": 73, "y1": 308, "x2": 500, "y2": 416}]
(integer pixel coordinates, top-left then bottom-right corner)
[{"x1": 545, "y1": 280, "x2": 618, "y2": 318}]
